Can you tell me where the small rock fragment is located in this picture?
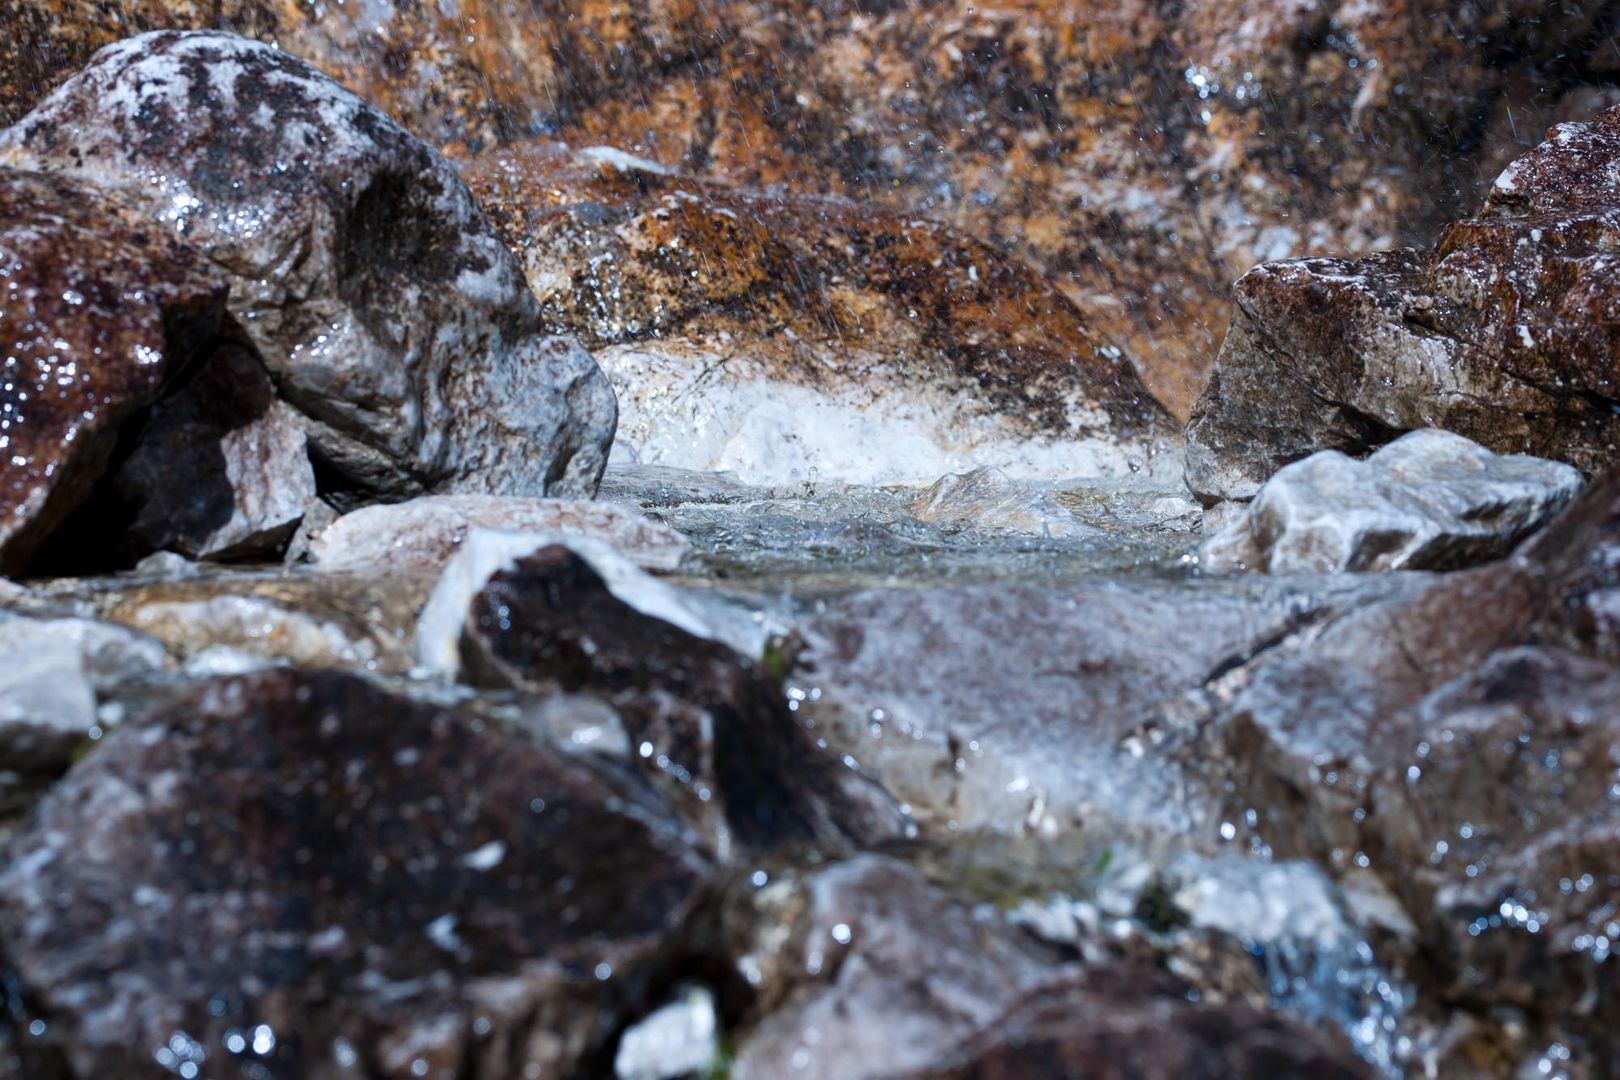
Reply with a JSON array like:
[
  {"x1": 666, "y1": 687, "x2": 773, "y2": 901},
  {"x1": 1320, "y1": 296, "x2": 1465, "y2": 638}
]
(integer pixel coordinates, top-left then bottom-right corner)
[
  {"x1": 910, "y1": 467, "x2": 1096, "y2": 538},
  {"x1": 614, "y1": 986, "x2": 720, "y2": 1080}
]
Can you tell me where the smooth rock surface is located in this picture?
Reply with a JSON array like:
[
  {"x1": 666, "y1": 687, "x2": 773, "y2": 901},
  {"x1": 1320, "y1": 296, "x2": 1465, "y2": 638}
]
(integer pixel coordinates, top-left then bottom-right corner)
[
  {"x1": 310, "y1": 494, "x2": 690, "y2": 574},
  {"x1": 0, "y1": 30, "x2": 615, "y2": 500},
  {"x1": 0, "y1": 669, "x2": 713, "y2": 1078},
  {"x1": 462, "y1": 145, "x2": 1173, "y2": 486},
  {"x1": 909, "y1": 468, "x2": 1095, "y2": 538},
  {"x1": 0, "y1": 167, "x2": 228, "y2": 574},
  {"x1": 1201, "y1": 430, "x2": 1582, "y2": 574},
  {"x1": 1188, "y1": 102, "x2": 1620, "y2": 502}
]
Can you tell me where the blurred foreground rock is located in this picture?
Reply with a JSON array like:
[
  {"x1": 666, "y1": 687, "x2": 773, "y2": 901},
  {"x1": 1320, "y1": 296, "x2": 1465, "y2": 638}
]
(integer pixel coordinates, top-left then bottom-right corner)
[{"x1": 1201, "y1": 430, "x2": 1582, "y2": 574}]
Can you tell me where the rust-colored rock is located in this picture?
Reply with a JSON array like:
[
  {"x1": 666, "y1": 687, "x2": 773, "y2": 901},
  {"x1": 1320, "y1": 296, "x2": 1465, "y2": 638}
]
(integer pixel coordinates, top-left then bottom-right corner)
[
  {"x1": 459, "y1": 145, "x2": 1171, "y2": 484},
  {"x1": 1188, "y1": 102, "x2": 1620, "y2": 502},
  {"x1": 8, "y1": 4, "x2": 1618, "y2": 416},
  {"x1": 0, "y1": 167, "x2": 228, "y2": 575},
  {"x1": 0, "y1": 668, "x2": 713, "y2": 1078}
]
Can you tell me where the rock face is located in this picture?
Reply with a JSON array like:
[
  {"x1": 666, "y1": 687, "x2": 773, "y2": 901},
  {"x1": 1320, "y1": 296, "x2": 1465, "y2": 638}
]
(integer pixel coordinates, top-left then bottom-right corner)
[
  {"x1": 0, "y1": 167, "x2": 228, "y2": 574},
  {"x1": 309, "y1": 494, "x2": 690, "y2": 574},
  {"x1": 453, "y1": 543, "x2": 903, "y2": 854},
  {"x1": 1201, "y1": 429, "x2": 1582, "y2": 574},
  {"x1": 1197, "y1": 471, "x2": 1620, "y2": 1071},
  {"x1": 0, "y1": 30, "x2": 616, "y2": 500},
  {"x1": 785, "y1": 578, "x2": 1410, "y2": 837},
  {"x1": 461, "y1": 146, "x2": 1171, "y2": 486},
  {"x1": 8, "y1": 2, "x2": 1618, "y2": 416},
  {"x1": 1188, "y1": 102, "x2": 1620, "y2": 503},
  {"x1": 0, "y1": 669, "x2": 713, "y2": 1078}
]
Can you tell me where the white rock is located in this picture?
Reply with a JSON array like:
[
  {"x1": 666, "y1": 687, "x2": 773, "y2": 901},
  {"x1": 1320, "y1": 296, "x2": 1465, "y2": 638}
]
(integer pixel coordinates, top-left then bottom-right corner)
[
  {"x1": 614, "y1": 986, "x2": 719, "y2": 1080},
  {"x1": 309, "y1": 495, "x2": 689, "y2": 574},
  {"x1": 910, "y1": 467, "x2": 1095, "y2": 537},
  {"x1": 1201, "y1": 429, "x2": 1582, "y2": 574},
  {"x1": 415, "y1": 529, "x2": 765, "y2": 678}
]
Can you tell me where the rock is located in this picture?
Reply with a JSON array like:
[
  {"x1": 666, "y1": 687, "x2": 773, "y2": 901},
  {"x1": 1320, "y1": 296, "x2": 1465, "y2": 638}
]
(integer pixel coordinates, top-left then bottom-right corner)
[
  {"x1": 114, "y1": 344, "x2": 317, "y2": 560},
  {"x1": 309, "y1": 494, "x2": 690, "y2": 574},
  {"x1": 1187, "y1": 102, "x2": 1620, "y2": 503},
  {"x1": 1201, "y1": 430, "x2": 1582, "y2": 574},
  {"x1": 9, "y1": 3, "x2": 1614, "y2": 418},
  {"x1": 1196, "y1": 471, "x2": 1620, "y2": 1071},
  {"x1": 416, "y1": 530, "x2": 764, "y2": 678},
  {"x1": 460, "y1": 145, "x2": 1173, "y2": 486},
  {"x1": 447, "y1": 541, "x2": 904, "y2": 854},
  {"x1": 725, "y1": 854, "x2": 1369, "y2": 1080},
  {"x1": 0, "y1": 166, "x2": 228, "y2": 574},
  {"x1": 786, "y1": 576, "x2": 1413, "y2": 837},
  {"x1": 909, "y1": 468, "x2": 1096, "y2": 539},
  {"x1": 0, "y1": 613, "x2": 168, "y2": 778},
  {"x1": 0, "y1": 668, "x2": 713, "y2": 1078},
  {"x1": 613, "y1": 986, "x2": 720, "y2": 1080},
  {"x1": 0, "y1": 30, "x2": 615, "y2": 501}
]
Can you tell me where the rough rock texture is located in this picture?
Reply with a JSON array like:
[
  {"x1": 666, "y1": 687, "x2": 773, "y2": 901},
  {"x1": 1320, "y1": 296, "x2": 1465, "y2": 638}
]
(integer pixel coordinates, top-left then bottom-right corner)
[
  {"x1": 309, "y1": 494, "x2": 690, "y2": 574},
  {"x1": 1195, "y1": 470, "x2": 1620, "y2": 1072},
  {"x1": 786, "y1": 577, "x2": 1412, "y2": 837},
  {"x1": 1201, "y1": 429, "x2": 1582, "y2": 574},
  {"x1": 0, "y1": 30, "x2": 615, "y2": 500},
  {"x1": 1188, "y1": 102, "x2": 1620, "y2": 502},
  {"x1": 725, "y1": 855, "x2": 1369, "y2": 1080},
  {"x1": 460, "y1": 145, "x2": 1171, "y2": 485},
  {"x1": 455, "y1": 544, "x2": 904, "y2": 855},
  {"x1": 9, "y1": 3, "x2": 1619, "y2": 416},
  {"x1": 0, "y1": 669, "x2": 713, "y2": 1078},
  {"x1": 114, "y1": 344, "x2": 317, "y2": 560},
  {"x1": 0, "y1": 167, "x2": 228, "y2": 574}
]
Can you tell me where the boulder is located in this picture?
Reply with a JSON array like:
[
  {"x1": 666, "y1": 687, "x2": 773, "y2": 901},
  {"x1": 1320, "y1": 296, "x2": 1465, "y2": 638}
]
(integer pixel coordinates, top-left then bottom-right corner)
[
  {"x1": 309, "y1": 494, "x2": 690, "y2": 574},
  {"x1": 462, "y1": 145, "x2": 1172, "y2": 486},
  {"x1": 0, "y1": 668, "x2": 713, "y2": 1078},
  {"x1": 1197, "y1": 471, "x2": 1620, "y2": 1071},
  {"x1": 1201, "y1": 429, "x2": 1582, "y2": 574},
  {"x1": 0, "y1": 30, "x2": 615, "y2": 501},
  {"x1": 1188, "y1": 102, "x2": 1620, "y2": 503},
  {"x1": 0, "y1": 167, "x2": 228, "y2": 574},
  {"x1": 422, "y1": 534, "x2": 903, "y2": 853}
]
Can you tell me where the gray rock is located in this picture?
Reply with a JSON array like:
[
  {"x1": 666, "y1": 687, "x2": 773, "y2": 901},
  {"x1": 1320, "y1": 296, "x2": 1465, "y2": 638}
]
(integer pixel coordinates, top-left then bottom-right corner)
[
  {"x1": 310, "y1": 494, "x2": 690, "y2": 575},
  {"x1": 909, "y1": 467, "x2": 1095, "y2": 538},
  {"x1": 0, "y1": 30, "x2": 615, "y2": 501},
  {"x1": 1201, "y1": 429, "x2": 1582, "y2": 574}
]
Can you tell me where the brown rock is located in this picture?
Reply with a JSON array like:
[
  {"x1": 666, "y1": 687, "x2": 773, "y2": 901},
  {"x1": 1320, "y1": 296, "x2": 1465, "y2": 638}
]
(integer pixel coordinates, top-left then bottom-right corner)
[
  {"x1": 1, "y1": 30, "x2": 616, "y2": 501},
  {"x1": 1187, "y1": 102, "x2": 1620, "y2": 503},
  {"x1": 458, "y1": 145, "x2": 1171, "y2": 485},
  {"x1": 0, "y1": 668, "x2": 713, "y2": 1078},
  {"x1": 455, "y1": 543, "x2": 904, "y2": 853},
  {"x1": 9, "y1": 4, "x2": 1617, "y2": 416},
  {"x1": 0, "y1": 167, "x2": 228, "y2": 575}
]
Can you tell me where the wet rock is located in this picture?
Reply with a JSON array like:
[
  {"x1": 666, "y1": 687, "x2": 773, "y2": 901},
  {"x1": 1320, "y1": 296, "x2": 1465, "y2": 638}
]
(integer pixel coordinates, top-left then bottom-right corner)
[
  {"x1": 0, "y1": 668, "x2": 713, "y2": 1078},
  {"x1": 1, "y1": 30, "x2": 615, "y2": 500},
  {"x1": 910, "y1": 468, "x2": 1095, "y2": 539},
  {"x1": 1201, "y1": 430, "x2": 1582, "y2": 574},
  {"x1": 786, "y1": 577, "x2": 1412, "y2": 837},
  {"x1": 0, "y1": 167, "x2": 228, "y2": 574},
  {"x1": 114, "y1": 344, "x2": 316, "y2": 560},
  {"x1": 433, "y1": 536, "x2": 903, "y2": 853},
  {"x1": 309, "y1": 494, "x2": 690, "y2": 574},
  {"x1": 460, "y1": 145, "x2": 1172, "y2": 486},
  {"x1": 725, "y1": 854, "x2": 1369, "y2": 1080},
  {"x1": 1199, "y1": 471, "x2": 1620, "y2": 1071},
  {"x1": 613, "y1": 985, "x2": 719, "y2": 1080},
  {"x1": 1187, "y1": 102, "x2": 1620, "y2": 502}
]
